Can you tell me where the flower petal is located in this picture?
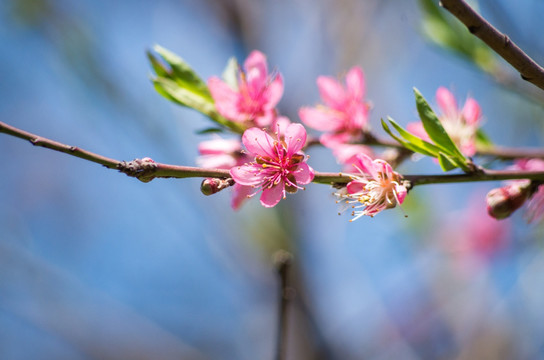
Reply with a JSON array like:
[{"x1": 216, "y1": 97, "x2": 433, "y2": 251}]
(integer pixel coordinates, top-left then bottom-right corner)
[
  {"x1": 198, "y1": 138, "x2": 241, "y2": 155},
  {"x1": 292, "y1": 162, "x2": 314, "y2": 185},
  {"x1": 406, "y1": 121, "x2": 429, "y2": 141},
  {"x1": 353, "y1": 153, "x2": 379, "y2": 180},
  {"x1": 242, "y1": 127, "x2": 277, "y2": 158},
  {"x1": 260, "y1": 183, "x2": 284, "y2": 208},
  {"x1": 265, "y1": 73, "x2": 284, "y2": 109},
  {"x1": 230, "y1": 164, "x2": 264, "y2": 186},
  {"x1": 346, "y1": 180, "x2": 366, "y2": 194},
  {"x1": 196, "y1": 154, "x2": 237, "y2": 169},
  {"x1": 317, "y1": 76, "x2": 347, "y2": 109},
  {"x1": 345, "y1": 66, "x2": 365, "y2": 100},
  {"x1": 395, "y1": 184, "x2": 407, "y2": 204},
  {"x1": 299, "y1": 107, "x2": 343, "y2": 132},
  {"x1": 208, "y1": 77, "x2": 244, "y2": 121},
  {"x1": 284, "y1": 123, "x2": 307, "y2": 155},
  {"x1": 461, "y1": 98, "x2": 481, "y2": 125},
  {"x1": 231, "y1": 184, "x2": 254, "y2": 210},
  {"x1": 436, "y1": 87, "x2": 458, "y2": 119}
]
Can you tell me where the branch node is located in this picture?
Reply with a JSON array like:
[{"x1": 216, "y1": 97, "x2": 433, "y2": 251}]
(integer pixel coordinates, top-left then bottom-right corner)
[
  {"x1": 503, "y1": 34, "x2": 511, "y2": 47},
  {"x1": 69, "y1": 146, "x2": 77, "y2": 152},
  {"x1": 467, "y1": 25, "x2": 479, "y2": 34},
  {"x1": 117, "y1": 157, "x2": 158, "y2": 183}
]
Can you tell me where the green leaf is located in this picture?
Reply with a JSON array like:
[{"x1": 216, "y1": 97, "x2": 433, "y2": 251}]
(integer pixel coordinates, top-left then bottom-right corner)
[
  {"x1": 475, "y1": 128, "x2": 493, "y2": 148},
  {"x1": 387, "y1": 117, "x2": 443, "y2": 156},
  {"x1": 196, "y1": 127, "x2": 225, "y2": 135},
  {"x1": 146, "y1": 50, "x2": 170, "y2": 78},
  {"x1": 437, "y1": 152, "x2": 458, "y2": 171},
  {"x1": 153, "y1": 77, "x2": 244, "y2": 133},
  {"x1": 413, "y1": 88, "x2": 465, "y2": 159},
  {"x1": 222, "y1": 57, "x2": 239, "y2": 90},
  {"x1": 152, "y1": 45, "x2": 213, "y2": 102},
  {"x1": 381, "y1": 119, "x2": 437, "y2": 157}
]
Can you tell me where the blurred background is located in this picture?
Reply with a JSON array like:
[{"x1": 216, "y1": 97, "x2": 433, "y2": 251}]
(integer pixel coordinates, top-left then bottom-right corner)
[{"x1": 1, "y1": 0, "x2": 544, "y2": 359}]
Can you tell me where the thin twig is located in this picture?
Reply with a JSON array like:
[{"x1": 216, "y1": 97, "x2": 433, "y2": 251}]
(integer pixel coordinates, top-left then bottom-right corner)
[
  {"x1": 273, "y1": 250, "x2": 293, "y2": 360},
  {"x1": 3, "y1": 120, "x2": 544, "y2": 187},
  {"x1": 440, "y1": 0, "x2": 544, "y2": 92}
]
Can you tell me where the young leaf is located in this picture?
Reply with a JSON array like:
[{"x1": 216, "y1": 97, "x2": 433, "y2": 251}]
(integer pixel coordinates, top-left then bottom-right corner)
[
  {"x1": 475, "y1": 128, "x2": 493, "y2": 148},
  {"x1": 381, "y1": 119, "x2": 437, "y2": 157},
  {"x1": 196, "y1": 127, "x2": 225, "y2": 135},
  {"x1": 153, "y1": 77, "x2": 244, "y2": 133},
  {"x1": 413, "y1": 88, "x2": 465, "y2": 159},
  {"x1": 222, "y1": 57, "x2": 239, "y2": 91},
  {"x1": 152, "y1": 45, "x2": 213, "y2": 101},
  {"x1": 437, "y1": 152, "x2": 458, "y2": 172},
  {"x1": 146, "y1": 50, "x2": 170, "y2": 78},
  {"x1": 387, "y1": 117, "x2": 443, "y2": 156}
]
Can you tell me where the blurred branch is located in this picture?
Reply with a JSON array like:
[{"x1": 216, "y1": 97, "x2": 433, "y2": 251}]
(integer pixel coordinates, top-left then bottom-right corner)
[
  {"x1": 273, "y1": 250, "x2": 293, "y2": 360},
  {"x1": 440, "y1": 0, "x2": 544, "y2": 92},
  {"x1": 309, "y1": 133, "x2": 544, "y2": 161}
]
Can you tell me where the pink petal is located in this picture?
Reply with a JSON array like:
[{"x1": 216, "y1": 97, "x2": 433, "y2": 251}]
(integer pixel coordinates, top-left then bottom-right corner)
[
  {"x1": 254, "y1": 111, "x2": 275, "y2": 128},
  {"x1": 198, "y1": 138, "x2": 241, "y2": 155},
  {"x1": 271, "y1": 116, "x2": 292, "y2": 131},
  {"x1": 332, "y1": 144, "x2": 374, "y2": 169},
  {"x1": 244, "y1": 51, "x2": 268, "y2": 93},
  {"x1": 353, "y1": 153, "x2": 379, "y2": 180},
  {"x1": 317, "y1": 76, "x2": 347, "y2": 109},
  {"x1": 242, "y1": 127, "x2": 277, "y2": 158},
  {"x1": 244, "y1": 51, "x2": 268, "y2": 77},
  {"x1": 284, "y1": 123, "x2": 307, "y2": 155},
  {"x1": 346, "y1": 180, "x2": 365, "y2": 194},
  {"x1": 230, "y1": 164, "x2": 264, "y2": 186},
  {"x1": 196, "y1": 154, "x2": 237, "y2": 169},
  {"x1": 345, "y1": 66, "x2": 365, "y2": 100},
  {"x1": 264, "y1": 73, "x2": 284, "y2": 110},
  {"x1": 292, "y1": 163, "x2": 314, "y2": 185},
  {"x1": 461, "y1": 98, "x2": 481, "y2": 125},
  {"x1": 406, "y1": 122, "x2": 430, "y2": 141},
  {"x1": 349, "y1": 103, "x2": 369, "y2": 130},
  {"x1": 436, "y1": 87, "x2": 458, "y2": 119},
  {"x1": 231, "y1": 184, "x2": 253, "y2": 210},
  {"x1": 298, "y1": 107, "x2": 343, "y2": 132},
  {"x1": 320, "y1": 132, "x2": 352, "y2": 148},
  {"x1": 208, "y1": 77, "x2": 245, "y2": 121},
  {"x1": 260, "y1": 183, "x2": 284, "y2": 207},
  {"x1": 395, "y1": 184, "x2": 407, "y2": 204},
  {"x1": 460, "y1": 142, "x2": 476, "y2": 157}
]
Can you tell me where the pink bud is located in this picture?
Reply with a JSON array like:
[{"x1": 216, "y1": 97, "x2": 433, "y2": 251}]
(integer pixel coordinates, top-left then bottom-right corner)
[
  {"x1": 486, "y1": 183, "x2": 530, "y2": 220},
  {"x1": 200, "y1": 178, "x2": 234, "y2": 196}
]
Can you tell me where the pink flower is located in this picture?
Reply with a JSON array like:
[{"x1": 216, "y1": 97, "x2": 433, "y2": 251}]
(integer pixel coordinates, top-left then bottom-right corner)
[
  {"x1": 336, "y1": 153, "x2": 407, "y2": 220},
  {"x1": 208, "y1": 51, "x2": 283, "y2": 128},
  {"x1": 441, "y1": 194, "x2": 511, "y2": 273},
  {"x1": 331, "y1": 143, "x2": 374, "y2": 172},
  {"x1": 407, "y1": 87, "x2": 482, "y2": 157},
  {"x1": 509, "y1": 159, "x2": 544, "y2": 222},
  {"x1": 196, "y1": 138, "x2": 253, "y2": 210},
  {"x1": 230, "y1": 123, "x2": 314, "y2": 208},
  {"x1": 197, "y1": 138, "x2": 246, "y2": 169},
  {"x1": 299, "y1": 66, "x2": 370, "y2": 147}
]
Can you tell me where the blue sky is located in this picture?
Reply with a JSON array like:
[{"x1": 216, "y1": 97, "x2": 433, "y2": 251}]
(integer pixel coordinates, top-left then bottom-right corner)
[{"x1": 2, "y1": 1, "x2": 544, "y2": 359}]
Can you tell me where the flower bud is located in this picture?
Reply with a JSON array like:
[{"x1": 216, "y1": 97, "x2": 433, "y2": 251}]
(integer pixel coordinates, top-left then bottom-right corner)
[
  {"x1": 486, "y1": 183, "x2": 530, "y2": 220},
  {"x1": 200, "y1": 178, "x2": 234, "y2": 196}
]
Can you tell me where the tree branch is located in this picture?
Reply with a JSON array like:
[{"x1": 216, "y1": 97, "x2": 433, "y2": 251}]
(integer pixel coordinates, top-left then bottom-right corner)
[
  {"x1": 273, "y1": 250, "x2": 293, "y2": 360},
  {"x1": 3, "y1": 120, "x2": 544, "y2": 188},
  {"x1": 440, "y1": 0, "x2": 544, "y2": 92}
]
